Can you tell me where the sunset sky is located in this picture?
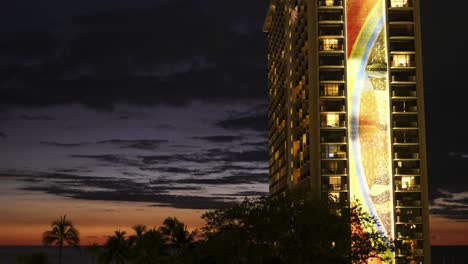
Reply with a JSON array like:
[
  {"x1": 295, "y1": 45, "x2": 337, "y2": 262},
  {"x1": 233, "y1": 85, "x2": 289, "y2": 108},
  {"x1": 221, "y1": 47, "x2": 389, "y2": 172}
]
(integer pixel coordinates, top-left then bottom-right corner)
[{"x1": 0, "y1": 0, "x2": 467, "y2": 246}]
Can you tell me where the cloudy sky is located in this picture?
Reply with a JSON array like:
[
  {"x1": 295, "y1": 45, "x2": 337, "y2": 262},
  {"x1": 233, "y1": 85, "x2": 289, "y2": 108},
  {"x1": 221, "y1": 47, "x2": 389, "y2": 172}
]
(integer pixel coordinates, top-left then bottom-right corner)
[{"x1": 0, "y1": 0, "x2": 467, "y2": 245}]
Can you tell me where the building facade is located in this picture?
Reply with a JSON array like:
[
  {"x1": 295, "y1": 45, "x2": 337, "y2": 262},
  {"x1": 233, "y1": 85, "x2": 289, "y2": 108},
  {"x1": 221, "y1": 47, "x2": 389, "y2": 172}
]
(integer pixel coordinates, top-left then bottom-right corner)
[{"x1": 263, "y1": 0, "x2": 430, "y2": 263}]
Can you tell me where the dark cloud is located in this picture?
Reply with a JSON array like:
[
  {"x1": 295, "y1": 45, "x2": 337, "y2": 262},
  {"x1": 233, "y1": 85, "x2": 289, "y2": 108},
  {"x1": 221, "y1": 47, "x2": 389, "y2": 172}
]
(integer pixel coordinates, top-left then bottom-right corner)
[
  {"x1": 40, "y1": 141, "x2": 88, "y2": 147},
  {"x1": 18, "y1": 114, "x2": 53, "y2": 120},
  {"x1": 240, "y1": 141, "x2": 268, "y2": 148},
  {"x1": 54, "y1": 168, "x2": 93, "y2": 174},
  {"x1": 151, "y1": 171, "x2": 267, "y2": 185},
  {"x1": 155, "y1": 124, "x2": 175, "y2": 130},
  {"x1": 215, "y1": 113, "x2": 267, "y2": 132},
  {"x1": 97, "y1": 139, "x2": 168, "y2": 150},
  {"x1": 192, "y1": 135, "x2": 244, "y2": 143},
  {"x1": 427, "y1": 152, "x2": 468, "y2": 200},
  {"x1": 0, "y1": 0, "x2": 269, "y2": 110},
  {"x1": 430, "y1": 189, "x2": 468, "y2": 220},
  {"x1": 6, "y1": 171, "x2": 236, "y2": 209},
  {"x1": 41, "y1": 139, "x2": 168, "y2": 150},
  {"x1": 114, "y1": 111, "x2": 148, "y2": 120},
  {"x1": 70, "y1": 154, "x2": 140, "y2": 167},
  {"x1": 230, "y1": 191, "x2": 268, "y2": 197},
  {"x1": 140, "y1": 148, "x2": 268, "y2": 165},
  {"x1": 0, "y1": 132, "x2": 6, "y2": 139},
  {"x1": 141, "y1": 167, "x2": 194, "y2": 174}
]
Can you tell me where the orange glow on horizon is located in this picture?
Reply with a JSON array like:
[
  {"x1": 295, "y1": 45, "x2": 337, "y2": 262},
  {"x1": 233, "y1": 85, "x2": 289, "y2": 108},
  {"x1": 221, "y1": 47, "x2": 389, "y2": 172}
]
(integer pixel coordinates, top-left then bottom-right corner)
[{"x1": 0, "y1": 189, "x2": 206, "y2": 246}]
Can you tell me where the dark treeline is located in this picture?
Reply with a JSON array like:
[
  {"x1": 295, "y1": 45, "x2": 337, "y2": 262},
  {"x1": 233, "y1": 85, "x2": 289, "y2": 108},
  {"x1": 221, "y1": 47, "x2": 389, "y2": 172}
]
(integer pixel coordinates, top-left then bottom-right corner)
[{"x1": 16, "y1": 189, "x2": 417, "y2": 264}]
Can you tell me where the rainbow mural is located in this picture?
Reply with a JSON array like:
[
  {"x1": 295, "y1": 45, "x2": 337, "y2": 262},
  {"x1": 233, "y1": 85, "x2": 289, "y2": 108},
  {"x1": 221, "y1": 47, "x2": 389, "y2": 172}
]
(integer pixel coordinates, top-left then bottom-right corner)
[{"x1": 346, "y1": 0, "x2": 394, "y2": 239}]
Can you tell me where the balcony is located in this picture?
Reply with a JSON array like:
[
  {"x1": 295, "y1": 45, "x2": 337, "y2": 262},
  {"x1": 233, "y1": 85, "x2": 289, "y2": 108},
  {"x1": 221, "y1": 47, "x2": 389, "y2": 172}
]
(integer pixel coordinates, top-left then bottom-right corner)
[
  {"x1": 391, "y1": 75, "x2": 416, "y2": 84},
  {"x1": 393, "y1": 131, "x2": 419, "y2": 144},
  {"x1": 321, "y1": 151, "x2": 346, "y2": 159},
  {"x1": 395, "y1": 168, "x2": 420, "y2": 175},
  {"x1": 318, "y1": 28, "x2": 344, "y2": 37},
  {"x1": 318, "y1": 14, "x2": 343, "y2": 24},
  {"x1": 320, "y1": 89, "x2": 345, "y2": 97},
  {"x1": 395, "y1": 199, "x2": 421, "y2": 207},
  {"x1": 394, "y1": 152, "x2": 419, "y2": 160},
  {"x1": 391, "y1": 89, "x2": 416, "y2": 98},
  {"x1": 395, "y1": 184, "x2": 421, "y2": 192},
  {"x1": 322, "y1": 183, "x2": 348, "y2": 191},
  {"x1": 393, "y1": 121, "x2": 418, "y2": 129},
  {"x1": 320, "y1": 131, "x2": 347, "y2": 143},
  {"x1": 396, "y1": 216, "x2": 422, "y2": 223}
]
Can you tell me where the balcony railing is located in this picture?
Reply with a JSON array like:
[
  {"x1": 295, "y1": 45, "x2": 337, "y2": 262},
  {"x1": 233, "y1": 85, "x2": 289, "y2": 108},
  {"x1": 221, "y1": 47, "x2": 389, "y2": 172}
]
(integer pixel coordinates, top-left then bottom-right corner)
[
  {"x1": 396, "y1": 199, "x2": 421, "y2": 207},
  {"x1": 395, "y1": 184, "x2": 421, "y2": 191},
  {"x1": 320, "y1": 44, "x2": 344, "y2": 51},
  {"x1": 396, "y1": 216, "x2": 422, "y2": 223},
  {"x1": 395, "y1": 168, "x2": 420, "y2": 174},
  {"x1": 322, "y1": 184, "x2": 348, "y2": 191},
  {"x1": 321, "y1": 168, "x2": 347, "y2": 174},
  {"x1": 394, "y1": 152, "x2": 419, "y2": 159}
]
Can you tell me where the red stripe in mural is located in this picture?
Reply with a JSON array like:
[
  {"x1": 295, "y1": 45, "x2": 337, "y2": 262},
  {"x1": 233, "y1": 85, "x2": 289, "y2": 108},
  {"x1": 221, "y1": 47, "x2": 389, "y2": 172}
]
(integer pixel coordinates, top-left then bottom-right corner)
[{"x1": 346, "y1": 0, "x2": 379, "y2": 56}]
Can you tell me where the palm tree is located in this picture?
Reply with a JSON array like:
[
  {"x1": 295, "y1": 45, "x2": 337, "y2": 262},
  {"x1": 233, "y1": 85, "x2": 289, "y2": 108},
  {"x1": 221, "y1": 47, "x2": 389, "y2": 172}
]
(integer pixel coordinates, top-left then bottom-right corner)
[
  {"x1": 131, "y1": 227, "x2": 167, "y2": 264},
  {"x1": 159, "y1": 217, "x2": 195, "y2": 253},
  {"x1": 128, "y1": 224, "x2": 147, "y2": 248},
  {"x1": 99, "y1": 230, "x2": 130, "y2": 264},
  {"x1": 42, "y1": 214, "x2": 80, "y2": 264}
]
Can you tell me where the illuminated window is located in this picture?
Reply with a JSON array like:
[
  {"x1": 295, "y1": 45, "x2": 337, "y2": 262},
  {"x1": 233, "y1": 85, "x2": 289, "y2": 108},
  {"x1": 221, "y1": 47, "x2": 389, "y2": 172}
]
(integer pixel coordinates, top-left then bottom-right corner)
[
  {"x1": 330, "y1": 176, "x2": 341, "y2": 190},
  {"x1": 401, "y1": 176, "x2": 415, "y2": 190},
  {"x1": 325, "y1": 0, "x2": 334, "y2": 6},
  {"x1": 326, "y1": 114, "x2": 340, "y2": 127},
  {"x1": 324, "y1": 145, "x2": 339, "y2": 158},
  {"x1": 391, "y1": 0, "x2": 408, "y2": 7},
  {"x1": 324, "y1": 83, "x2": 339, "y2": 96},
  {"x1": 323, "y1": 38, "x2": 339, "y2": 51},
  {"x1": 393, "y1": 54, "x2": 411, "y2": 67}
]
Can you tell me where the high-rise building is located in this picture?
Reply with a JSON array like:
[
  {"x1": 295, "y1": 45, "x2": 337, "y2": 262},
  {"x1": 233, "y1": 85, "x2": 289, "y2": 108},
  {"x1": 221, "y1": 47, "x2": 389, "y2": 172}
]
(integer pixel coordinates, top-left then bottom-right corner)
[{"x1": 263, "y1": 0, "x2": 430, "y2": 263}]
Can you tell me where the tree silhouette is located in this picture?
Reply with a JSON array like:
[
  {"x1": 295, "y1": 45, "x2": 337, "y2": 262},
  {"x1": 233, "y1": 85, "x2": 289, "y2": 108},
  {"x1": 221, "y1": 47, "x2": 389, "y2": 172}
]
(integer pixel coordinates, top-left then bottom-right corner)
[
  {"x1": 42, "y1": 214, "x2": 80, "y2": 264},
  {"x1": 99, "y1": 230, "x2": 130, "y2": 264},
  {"x1": 159, "y1": 217, "x2": 196, "y2": 252}
]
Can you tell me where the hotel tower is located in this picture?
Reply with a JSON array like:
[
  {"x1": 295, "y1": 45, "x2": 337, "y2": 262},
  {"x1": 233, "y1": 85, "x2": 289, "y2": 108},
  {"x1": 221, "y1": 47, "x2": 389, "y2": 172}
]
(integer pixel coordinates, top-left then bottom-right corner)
[{"x1": 263, "y1": 0, "x2": 430, "y2": 262}]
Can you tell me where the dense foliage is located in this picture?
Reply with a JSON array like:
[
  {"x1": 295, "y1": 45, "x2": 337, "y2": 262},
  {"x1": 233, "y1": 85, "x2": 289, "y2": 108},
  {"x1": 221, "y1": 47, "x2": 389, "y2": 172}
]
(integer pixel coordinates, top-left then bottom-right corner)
[{"x1": 37, "y1": 190, "x2": 397, "y2": 263}]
